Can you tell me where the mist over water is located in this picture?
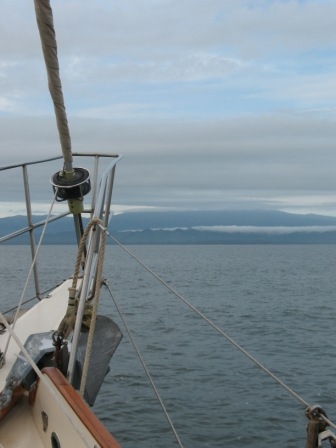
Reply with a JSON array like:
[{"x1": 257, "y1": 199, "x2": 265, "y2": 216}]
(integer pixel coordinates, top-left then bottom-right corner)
[{"x1": 1, "y1": 244, "x2": 336, "y2": 447}]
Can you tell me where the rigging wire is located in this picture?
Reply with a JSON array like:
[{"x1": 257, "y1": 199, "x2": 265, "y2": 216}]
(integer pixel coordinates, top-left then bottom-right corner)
[
  {"x1": 103, "y1": 227, "x2": 336, "y2": 431},
  {"x1": 103, "y1": 280, "x2": 185, "y2": 448}
]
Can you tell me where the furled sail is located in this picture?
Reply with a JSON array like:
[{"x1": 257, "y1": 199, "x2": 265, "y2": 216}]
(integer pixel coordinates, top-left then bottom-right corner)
[{"x1": 34, "y1": 0, "x2": 73, "y2": 174}]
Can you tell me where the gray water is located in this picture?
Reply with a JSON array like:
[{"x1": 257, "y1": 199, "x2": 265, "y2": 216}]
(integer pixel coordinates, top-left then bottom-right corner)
[{"x1": 1, "y1": 244, "x2": 336, "y2": 447}]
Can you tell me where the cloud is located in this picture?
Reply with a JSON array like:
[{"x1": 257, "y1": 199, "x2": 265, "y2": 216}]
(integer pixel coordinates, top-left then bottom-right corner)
[
  {"x1": 1, "y1": 111, "x2": 336, "y2": 215},
  {"x1": 193, "y1": 225, "x2": 336, "y2": 234},
  {"x1": 1, "y1": 1, "x2": 336, "y2": 216},
  {"x1": 0, "y1": 97, "x2": 15, "y2": 112},
  {"x1": 77, "y1": 103, "x2": 155, "y2": 120},
  {"x1": 67, "y1": 54, "x2": 244, "y2": 87},
  {"x1": 0, "y1": 200, "x2": 159, "y2": 219}
]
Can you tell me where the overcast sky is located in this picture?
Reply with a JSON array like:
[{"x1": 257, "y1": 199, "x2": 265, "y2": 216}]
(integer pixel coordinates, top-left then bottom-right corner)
[{"x1": 1, "y1": 0, "x2": 336, "y2": 217}]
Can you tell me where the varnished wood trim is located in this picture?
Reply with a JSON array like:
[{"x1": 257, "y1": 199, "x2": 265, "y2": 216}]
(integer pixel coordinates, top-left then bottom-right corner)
[{"x1": 41, "y1": 367, "x2": 120, "y2": 448}]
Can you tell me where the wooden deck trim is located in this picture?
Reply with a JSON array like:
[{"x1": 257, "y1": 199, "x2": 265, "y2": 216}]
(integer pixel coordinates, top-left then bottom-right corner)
[{"x1": 41, "y1": 367, "x2": 120, "y2": 448}]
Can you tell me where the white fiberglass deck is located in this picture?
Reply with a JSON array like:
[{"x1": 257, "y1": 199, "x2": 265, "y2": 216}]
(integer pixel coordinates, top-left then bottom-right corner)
[{"x1": 0, "y1": 279, "x2": 72, "y2": 393}]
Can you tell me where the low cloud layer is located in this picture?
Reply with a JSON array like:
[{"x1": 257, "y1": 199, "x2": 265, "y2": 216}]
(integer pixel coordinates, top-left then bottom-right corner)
[{"x1": 193, "y1": 225, "x2": 336, "y2": 234}]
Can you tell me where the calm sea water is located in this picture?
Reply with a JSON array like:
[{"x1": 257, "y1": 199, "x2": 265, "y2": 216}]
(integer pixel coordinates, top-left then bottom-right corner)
[{"x1": 1, "y1": 244, "x2": 336, "y2": 447}]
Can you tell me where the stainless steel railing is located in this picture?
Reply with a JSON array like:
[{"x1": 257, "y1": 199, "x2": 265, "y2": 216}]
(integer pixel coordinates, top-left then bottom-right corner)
[{"x1": 0, "y1": 152, "x2": 122, "y2": 299}]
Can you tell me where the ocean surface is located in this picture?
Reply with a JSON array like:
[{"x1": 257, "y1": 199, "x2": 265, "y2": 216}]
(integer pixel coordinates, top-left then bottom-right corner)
[{"x1": 1, "y1": 244, "x2": 336, "y2": 447}]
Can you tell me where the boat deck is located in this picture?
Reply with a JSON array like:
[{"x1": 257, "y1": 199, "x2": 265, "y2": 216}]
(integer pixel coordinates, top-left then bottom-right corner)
[
  {"x1": 0, "y1": 279, "x2": 72, "y2": 393},
  {"x1": 0, "y1": 368, "x2": 120, "y2": 448}
]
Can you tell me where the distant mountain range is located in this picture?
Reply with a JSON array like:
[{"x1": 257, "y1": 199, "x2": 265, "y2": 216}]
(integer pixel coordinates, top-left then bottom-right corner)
[{"x1": 2, "y1": 209, "x2": 336, "y2": 244}]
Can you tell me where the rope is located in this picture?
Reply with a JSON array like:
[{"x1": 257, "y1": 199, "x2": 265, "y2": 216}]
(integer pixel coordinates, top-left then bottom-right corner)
[
  {"x1": 71, "y1": 218, "x2": 98, "y2": 291},
  {"x1": 3, "y1": 191, "x2": 57, "y2": 357},
  {"x1": 104, "y1": 230, "x2": 336, "y2": 431},
  {"x1": 79, "y1": 220, "x2": 106, "y2": 396},
  {"x1": 103, "y1": 280, "x2": 185, "y2": 448},
  {"x1": 56, "y1": 217, "x2": 105, "y2": 396},
  {"x1": 55, "y1": 217, "x2": 100, "y2": 339},
  {"x1": 0, "y1": 313, "x2": 96, "y2": 448}
]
